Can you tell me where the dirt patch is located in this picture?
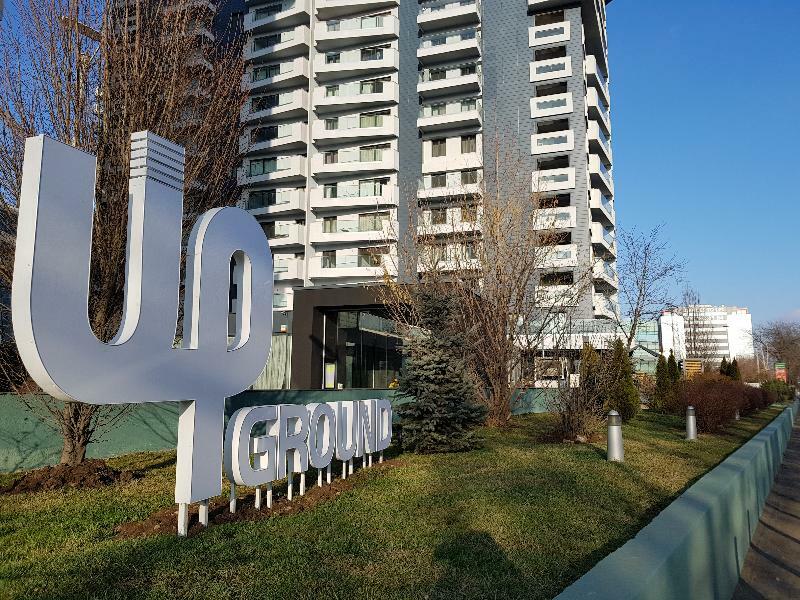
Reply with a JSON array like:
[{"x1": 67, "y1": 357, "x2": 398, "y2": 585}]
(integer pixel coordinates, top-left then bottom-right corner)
[
  {"x1": 1, "y1": 459, "x2": 138, "y2": 495},
  {"x1": 116, "y1": 458, "x2": 404, "y2": 539}
]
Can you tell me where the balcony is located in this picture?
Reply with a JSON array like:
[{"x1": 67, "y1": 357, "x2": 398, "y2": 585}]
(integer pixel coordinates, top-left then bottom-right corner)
[
  {"x1": 591, "y1": 222, "x2": 616, "y2": 256},
  {"x1": 530, "y1": 56, "x2": 572, "y2": 82},
  {"x1": 243, "y1": 0, "x2": 311, "y2": 34},
  {"x1": 585, "y1": 55, "x2": 610, "y2": 105},
  {"x1": 265, "y1": 222, "x2": 304, "y2": 248},
  {"x1": 315, "y1": 14, "x2": 399, "y2": 50},
  {"x1": 418, "y1": 181, "x2": 480, "y2": 201},
  {"x1": 312, "y1": 114, "x2": 399, "y2": 145},
  {"x1": 238, "y1": 155, "x2": 307, "y2": 186},
  {"x1": 313, "y1": 78, "x2": 398, "y2": 113},
  {"x1": 532, "y1": 167, "x2": 575, "y2": 193},
  {"x1": 309, "y1": 217, "x2": 397, "y2": 244},
  {"x1": 529, "y1": 20, "x2": 570, "y2": 47},
  {"x1": 536, "y1": 284, "x2": 579, "y2": 307},
  {"x1": 243, "y1": 57, "x2": 310, "y2": 93},
  {"x1": 593, "y1": 293, "x2": 618, "y2": 320},
  {"x1": 532, "y1": 206, "x2": 576, "y2": 230},
  {"x1": 314, "y1": 47, "x2": 399, "y2": 81},
  {"x1": 243, "y1": 187, "x2": 306, "y2": 217},
  {"x1": 418, "y1": 98, "x2": 481, "y2": 131},
  {"x1": 312, "y1": 148, "x2": 399, "y2": 177},
  {"x1": 589, "y1": 154, "x2": 614, "y2": 195},
  {"x1": 530, "y1": 92, "x2": 573, "y2": 119},
  {"x1": 587, "y1": 87, "x2": 611, "y2": 135},
  {"x1": 310, "y1": 183, "x2": 398, "y2": 211},
  {"x1": 587, "y1": 120, "x2": 612, "y2": 165},
  {"x1": 592, "y1": 259, "x2": 618, "y2": 289},
  {"x1": 418, "y1": 29, "x2": 480, "y2": 64},
  {"x1": 542, "y1": 244, "x2": 578, "y2": 269},
  {"x1": 316, "y1": 0, "x2": 398, "y2": 20},
  {"x1": 418, "y1": 65, "x2": 480, "y2": 98},
  {"x1": 532, "y1": 129, "x2": 574, "y2": 156},
  {"x1": 308, "y1": 253, "x2": 397, "y2": 280},
  {"x1": 240, "y1": 122, "x2": 308, "y2": 154},
  {"x1": 589, "y1": 189, "x2": 615, "y2": 225},
  {"x1": 241, "y1": 89, "x2": 308, "y2": 124},
  {"x1": 245, "y1": 26, "x2": 311, "y2": 62},
  {"x1": 274, "y1": 257, "x2": 304, "y2": 281},
  {"x1": 418, "y1": 206, "x2": 482, "y2": 236},
  {"x1": 417, "y1": 0, "x2": 480, "y2": 32}
]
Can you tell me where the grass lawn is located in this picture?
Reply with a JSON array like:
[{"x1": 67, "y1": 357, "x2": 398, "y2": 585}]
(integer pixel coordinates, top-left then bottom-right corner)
[{"x1": 0, "y1": 405, "x2": 785, "y2": 600}]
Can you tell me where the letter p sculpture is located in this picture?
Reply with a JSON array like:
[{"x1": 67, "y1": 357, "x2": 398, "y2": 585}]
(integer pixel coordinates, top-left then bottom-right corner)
[{"x1": 12, "y1": 132, "x2": 274, "y2": 536}]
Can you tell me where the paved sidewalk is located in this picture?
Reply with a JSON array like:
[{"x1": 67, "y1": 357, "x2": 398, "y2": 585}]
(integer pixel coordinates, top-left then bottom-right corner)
[{"x1": 733, "y1": 417, "x2": 800, "y2": 599}]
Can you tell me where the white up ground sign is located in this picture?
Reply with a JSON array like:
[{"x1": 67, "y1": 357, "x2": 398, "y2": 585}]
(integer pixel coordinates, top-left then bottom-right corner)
[{"x1": 12, "y1": 132, "x2": 392, "y2": 535}]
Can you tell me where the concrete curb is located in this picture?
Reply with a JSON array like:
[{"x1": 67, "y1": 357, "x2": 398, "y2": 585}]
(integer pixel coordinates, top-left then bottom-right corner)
[{"x1": 555, "y1": 401, "x2": 799, "y2": 600}]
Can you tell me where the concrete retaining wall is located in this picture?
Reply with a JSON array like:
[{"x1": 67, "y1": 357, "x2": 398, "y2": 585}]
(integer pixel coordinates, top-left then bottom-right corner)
[{"x1": 556, "y1": 401, "x2": 799, "y2": 600}]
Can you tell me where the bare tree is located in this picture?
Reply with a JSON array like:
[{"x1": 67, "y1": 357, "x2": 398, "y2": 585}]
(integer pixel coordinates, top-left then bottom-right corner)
[
  {"x1": 754, "y1": 320, "x2": 800, "y2": 384},
  {"x1": 614, "y1": 225, "x2": 683, "y2": 349},
  {"x1": 381, "y1": 134, "x2": 594, "y2": 427},
  {"x1": 0, "y1": 0, "x2": 245, "y2": 465},
  {"x1": 678, "y1": 286, "x2": 719, "y2": 369}
]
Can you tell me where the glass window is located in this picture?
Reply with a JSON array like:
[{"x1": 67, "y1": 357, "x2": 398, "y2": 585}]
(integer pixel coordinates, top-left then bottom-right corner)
[
  {"x1": 360, "y1": 112, "x2": 385, "y2": 128},
  {"x1": 324, "y1": 183, "x2": 338, "y2": 198},
  {"x1": 325, "y1": 118, "x2": 339, "y2": 131},
  {"x1": 361, "y1": 47, "x2": 384, "y2": 61},
  {"x1": 359, "y1": 145, "x2": 386, "y2": 162},
  {"x1": 430, "y1": 207, "x2": 447, "y2": 225},
  {"x1": 253, "y1": 64, "x2": 281, "y2": 82},
  {"x1": 464, "y1": 241, "x2": 478, "y2": 260},
  {"x1": 325, "y1": 52, "x2": 341, "y2": 64},
  {"x1": 358, "y1": 246, "x2": 388, "y2": 267},
  {"x1": 327, "y1": 19, "x2": 341, "y2": 31},
  {"x1": 252, "y1": 94, "x2": 279, "y2": 112},
  {"x1": 358, "y1": 211, "x2": 389, "y2": 231},
  {"x1": 360, "y1": 79, "x2": 385, "y2": 94},
  {"x1": 460, "y1": 63, "x2": 476, "y2": 76},
  {"x1": 360, "y1": 178, "x2": 384, "y2": 197},
  {"x1": 249, "y1": 157, "x2": 277, "y2": 176},
  {"x1": 461, "y1": 98, "x2": 477, "y2": 111},
  {"x1": 323, "y1": 151, "x2": 338, "y2": 164},
  {"x1": 461, "y1": 169, "x2": 478, "y2": 185},
  {"x1": 323, "y1": 217, "x2": 337, "y2": 233},
  {"x1": 430, "y1": 173, "x2": 447, "y2": 188},
  {"x1": 431, "y1": 138, "x2": 447, "y2": 157},
  {"x1": 431, "y1": 103, "x2": 446, "y2": 116},
  {"x1": 247, "y1": 189, "x2": 277, "y2": 209},
  {"x1": 251, "y1": 125, "x2": 278, "y2": 143},
  {"x1": 322, "y1": 250, "x2": 336, "y2": 268},
  {"x1": 430, "y1": 68, "x2": 446, "y2": 81},
  {"x1": 461, "y1": 134, "x2": 477, "y2": 153},
  {"x1": 325, "y1": 85, "x2": 339, "y2": 97},
  {"x1": 462, "y1": 203, "x2": 478, "y2": 222}
]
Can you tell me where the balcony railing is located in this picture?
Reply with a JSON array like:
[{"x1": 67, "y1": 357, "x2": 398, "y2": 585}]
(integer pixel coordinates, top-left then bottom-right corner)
[
  {"x1": 325, "y1": 14, "x2": 386, "y2": 32},
  {"x1": 420, "y1": 0, "x2": 478, "y2": 14},
  {"x1": 420, "y1": 28, "x2": 479, "y2": 49},
  {"x1": 419, "y1": 98, "x2": 480, "y2": 118}
]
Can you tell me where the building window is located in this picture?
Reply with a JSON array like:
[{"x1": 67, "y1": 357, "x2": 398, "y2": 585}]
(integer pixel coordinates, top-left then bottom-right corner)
[
  {"x1": 430, "y1": 68, "x2": 446, "y2": 81},
  {"x1": 249, "y1": 157, "x2": 277, "y2": 176},
  {"x1": 253, "y1": 33, "x2": 281, "y2": 51},
  {"x1": 462, "y1": 203, "x2": 478, "y2": 222},
  {"x1": 325, "y1": 85, "x2": 339, "y2": 97},
  {"x1": 430, "y1": 207, "x2": 447, "y2": 225},
  {"x1": 460, "y1": 63, "x2": 477, "y2": 76},
  {"x1": 247, "y1": 189, "x2": 277, "y2": 209},
  {"x1": 358, "y1": 246, "x2": 388, "y2": 267},
  {"x1": 464, "y1": 241, "x2": 478, "y2": 260},
  {"x1": 251, "y1": 126, "x2": 278, "y2": 143},
  {"x1": 322, "y1": 250, "x2": 336, "y2": 268},
  {"x1": 431, "y1": 102, "x2": 446, "y2": 116},
  {"x1": 359, "y1": 211, "x2": 389, "y2": 231},
  {"x1": 431, "y1": 138, "x2": 447, "y2": 158},
  {"x1": 324, "y1": 183, "x2": 338, "y2": 198},
  {"x1": 361, "y1": 47, "x2": 384, "y2": 61},
  {"x1": 252, "y1": 94, "x2": 279, "y2": 112},
  {"x1": 430, "y1": 172, "x2": 446, "y2": 188},
  {"x1": 461, "y1": 169, "x2": 478, "y2": 185},
  {"x1": 359, "y1": 144, "x2": 387, "y2": 162},
  {"x1": 325, "y1": 52, "x2": 341, "y2": 64},
  {"x1": 461, "y1": 98, "x2": 477, "y2": 112},
  {"x1": 360, "y1": 111, "x2": 386, "y2": 128},
  {"x1": 325, "y1": 118, "x2": 339, "y2": 131},
  {"x1": 323, "y1": 151, "x2": 338, "y2": 164},
  {"x1": 461, "y1": 134, "x2": 477, "y2": 154},
  {"x1": 535, "y1": 10, "x2": 565, "y2": 26},
  {"x1": 360, "y1": 78, "x2": 385, "y2": 94},
  {"x1": 327, "y1": 19, "x2": 341, "y2": 32},
  {"x1": 360, "y1": 178, "x2": 385, "y2": 197},
  {"x1": 252, "y1": 64, "x2": 281, "y2": 82},
  {"x1": 323, "y1": 216, "x2": 337, "y2": 233}
]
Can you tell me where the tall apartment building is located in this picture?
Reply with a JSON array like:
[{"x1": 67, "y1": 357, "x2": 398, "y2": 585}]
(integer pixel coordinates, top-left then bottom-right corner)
[
  {"x1": 237, "y1": 0, "x2": 617, "y2": 388},
  {"x1": 662, "y1": 305, "x2": 755, "y2": 366}
]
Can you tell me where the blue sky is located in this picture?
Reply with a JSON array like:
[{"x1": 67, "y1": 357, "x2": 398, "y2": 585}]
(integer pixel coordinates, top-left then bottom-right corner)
[{"x1": 607, "y1": 0, "x2": 800, "y2": 324}]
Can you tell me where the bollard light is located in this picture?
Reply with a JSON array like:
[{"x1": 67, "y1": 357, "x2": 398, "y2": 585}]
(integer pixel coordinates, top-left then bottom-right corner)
[
  {"x1": 607, "y1": 410, "x2": 624, "y2": 462},
  {"x1": 686, "y1": 406, "x2": 697, "y2": 440}
]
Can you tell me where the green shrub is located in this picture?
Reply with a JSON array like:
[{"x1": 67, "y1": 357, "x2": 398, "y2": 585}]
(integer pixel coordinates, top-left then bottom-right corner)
[
  {"x1": 605, "y1": 339, "x2": 640, "y2": 421},
  {"x1": 761, "y1": 379, "x2": 795, "y2": 403}
]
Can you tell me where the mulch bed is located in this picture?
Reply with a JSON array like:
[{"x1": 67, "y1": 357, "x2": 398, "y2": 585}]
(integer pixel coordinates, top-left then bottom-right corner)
[
  {"x1": 1, "y1": 459, "x2": 138, "y2": 495},
  {"x1": 116, "y1": 458, "x2": 403, "y2": 539}
]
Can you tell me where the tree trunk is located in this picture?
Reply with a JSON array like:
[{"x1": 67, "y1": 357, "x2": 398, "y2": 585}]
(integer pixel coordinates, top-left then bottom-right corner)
[{"x1": 58, "y1": 402, "x2": 92, "y2": 466}]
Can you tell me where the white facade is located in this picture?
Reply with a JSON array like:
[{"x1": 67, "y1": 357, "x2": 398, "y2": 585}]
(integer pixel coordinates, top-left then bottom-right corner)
[
  {"x1": 658, "y1": 311, "x2": 687, "y2": 362},
  {"x1": 240, "y1": 0, "x2": 616, "y2": 322},
  {"x1": 662, "y1": 305, "x2": 755, "y2": 364}
]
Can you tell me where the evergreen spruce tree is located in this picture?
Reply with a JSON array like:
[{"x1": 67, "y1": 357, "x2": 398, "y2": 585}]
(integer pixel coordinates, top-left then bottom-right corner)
[
  {"x1": 396, "y1": 289, "x2": 487, "y2": 453},
  {"x1": 719, "y1": 357, "x2": 729, "y2": 377},
  {"x1": 652, "y1": 354, "x2": 669, "y2": 411},
  {"x1": 605, "y1": 338, "x2": 640, "y2": 421},
  {"x1": 667, "y1": 350, "x2": 681, "y2": 387},
  {"x1": 730, "y1": 358, "x2": 742, "y2": 381}
]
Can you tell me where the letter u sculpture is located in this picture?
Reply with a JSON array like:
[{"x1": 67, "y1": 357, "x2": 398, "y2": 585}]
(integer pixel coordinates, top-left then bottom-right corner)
[{"x1": 12, "y1": 132, "x2": 274, "y2": 533}]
